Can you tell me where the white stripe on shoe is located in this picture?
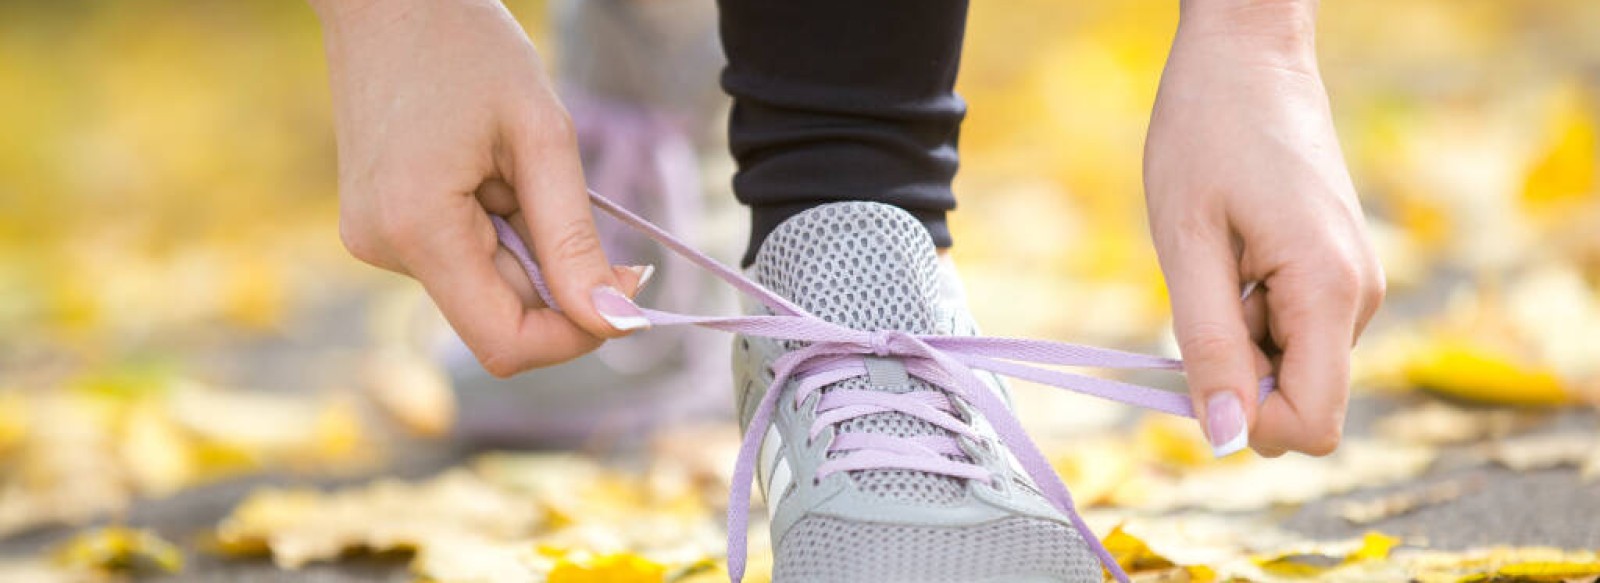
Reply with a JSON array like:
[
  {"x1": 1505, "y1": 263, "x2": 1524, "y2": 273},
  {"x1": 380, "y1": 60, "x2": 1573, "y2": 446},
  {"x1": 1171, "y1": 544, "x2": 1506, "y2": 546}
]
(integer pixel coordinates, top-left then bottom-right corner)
[
  {"x1": 767, "y1": 458, "x2": 793, "y2": 520},
  {"x1": 757, "y1": 425, "x2": 783, "y2": 494}
]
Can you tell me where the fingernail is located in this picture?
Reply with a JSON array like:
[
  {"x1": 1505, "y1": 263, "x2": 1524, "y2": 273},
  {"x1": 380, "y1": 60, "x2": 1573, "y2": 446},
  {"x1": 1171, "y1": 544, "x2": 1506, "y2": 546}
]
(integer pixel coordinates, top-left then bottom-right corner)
[
  {"x1": 626, "y1": 264, "x2": 657, "y2": 294},
  {"x1": 591, "y1": 285, "x2": 650, "y2": 331},
  {"x1": 1206, "y1": 391, "x2": 1248, "y2": 457}
]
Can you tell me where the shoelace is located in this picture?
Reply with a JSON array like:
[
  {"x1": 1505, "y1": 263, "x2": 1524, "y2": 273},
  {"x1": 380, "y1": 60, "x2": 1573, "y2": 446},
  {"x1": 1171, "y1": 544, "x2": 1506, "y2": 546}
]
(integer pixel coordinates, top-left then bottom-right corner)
[{"x1": 492, "y1": 192, "x2": 1276, "y2": 583}]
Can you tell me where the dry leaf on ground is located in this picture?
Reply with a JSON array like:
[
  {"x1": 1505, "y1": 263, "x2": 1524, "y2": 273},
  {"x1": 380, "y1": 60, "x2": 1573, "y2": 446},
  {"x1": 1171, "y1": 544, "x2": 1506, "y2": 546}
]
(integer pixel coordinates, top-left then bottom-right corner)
[
  {"x1": 216, "y1": 469, "x2": 541, "y2": 569},
  {"x1": 1375, "y1": 401, "x2": 1545, "y2": 446}
]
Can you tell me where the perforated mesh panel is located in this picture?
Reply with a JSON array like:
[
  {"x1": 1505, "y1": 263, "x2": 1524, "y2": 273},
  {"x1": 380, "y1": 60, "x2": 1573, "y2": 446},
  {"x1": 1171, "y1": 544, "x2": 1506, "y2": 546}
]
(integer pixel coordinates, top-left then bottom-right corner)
[
  {"x1": 751, "y1": 202, "x2": 965, "y2": 505},
  {"x1": 773, "y1": 516, "x2": 1101, "y2": 582}
]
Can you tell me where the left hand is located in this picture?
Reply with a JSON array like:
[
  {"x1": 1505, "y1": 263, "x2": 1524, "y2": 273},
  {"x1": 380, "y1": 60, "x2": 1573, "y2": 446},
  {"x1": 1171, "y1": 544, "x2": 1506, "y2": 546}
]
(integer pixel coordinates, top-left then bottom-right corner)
[{"x1": 1143, "y1": 0, "x2": 1385, "y2": 458}]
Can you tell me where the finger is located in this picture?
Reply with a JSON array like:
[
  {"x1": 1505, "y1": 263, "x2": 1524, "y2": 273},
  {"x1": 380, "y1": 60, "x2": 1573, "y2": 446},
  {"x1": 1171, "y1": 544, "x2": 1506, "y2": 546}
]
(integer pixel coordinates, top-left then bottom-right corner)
[
  {"x1": 503, "y1": 103, "x2": 642, "y2": 337},
  {"x1": 493, "y1": 247, "x2": 546, "y2": 309},
  {"x1": 1243, "y1": 284, "x2": 1271, "y2": 347},
  {"x1": 397, "y1": 194, "x2": 609, "y2": 377},
  {"x1": 492, "y1": 208, "x2": 653, "y2": 309},
  {"x1": 338, "y1": 199, "x2": 408, "y2": 274},
  {"x1": 1250, "y1": 268, "x2": 1358, "y2": 456},
  {"x1": 1159, "y1": 228, "x2": 1260, "y2": 459},
  {"x1": 494, "y1": 245, "x2": 653, "y2": 311},
  {"x1": 1247, "y1": 343, "x2": 1282, "y2": 457},
  {"x1": 1352, "y1": 261, "x2": 1386, "y2": 343}
]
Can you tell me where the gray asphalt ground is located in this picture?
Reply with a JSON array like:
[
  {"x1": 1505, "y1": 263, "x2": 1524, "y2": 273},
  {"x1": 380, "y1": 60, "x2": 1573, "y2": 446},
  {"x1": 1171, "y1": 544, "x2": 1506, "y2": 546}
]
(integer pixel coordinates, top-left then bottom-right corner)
[{"x1": 1, "y1": 394, "x2": 1594, "y2": 582}]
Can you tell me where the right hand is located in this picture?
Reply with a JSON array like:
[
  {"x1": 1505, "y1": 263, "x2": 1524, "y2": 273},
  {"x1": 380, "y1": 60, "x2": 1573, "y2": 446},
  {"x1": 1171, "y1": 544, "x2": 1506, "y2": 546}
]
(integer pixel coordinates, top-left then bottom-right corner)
[{"x1": 312, "y1": 0, "x2": 649, "y2": 377}]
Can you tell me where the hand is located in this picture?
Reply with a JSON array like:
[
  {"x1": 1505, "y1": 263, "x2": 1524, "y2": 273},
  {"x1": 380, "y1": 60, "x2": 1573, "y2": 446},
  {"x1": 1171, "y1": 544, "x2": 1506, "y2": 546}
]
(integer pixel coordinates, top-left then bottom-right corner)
[
  {"x1": 311, "y1": 0, "x2": 649, "y2": 377},
  {"x1": 1144, "y1": 0, "x2": 1385, "y2": 457}
]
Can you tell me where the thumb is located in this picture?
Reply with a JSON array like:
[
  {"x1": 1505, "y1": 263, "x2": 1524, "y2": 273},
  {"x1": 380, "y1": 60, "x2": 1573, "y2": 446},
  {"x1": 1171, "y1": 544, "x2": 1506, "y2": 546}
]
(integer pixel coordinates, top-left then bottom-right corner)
[{"x1": 1161, "y1": 235, "x2": 1259, "y2": 458}]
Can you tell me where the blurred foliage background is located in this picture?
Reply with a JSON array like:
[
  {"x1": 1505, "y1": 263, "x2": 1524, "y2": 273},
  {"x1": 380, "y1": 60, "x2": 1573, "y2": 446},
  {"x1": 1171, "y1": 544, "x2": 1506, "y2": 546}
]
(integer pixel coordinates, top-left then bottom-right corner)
[
  {"x1": 2, "y1": 0, "x2": 1600, "y2": 577},
  {"x1": 1, "y1": 0, "x2": 1597, "y2": 376}
]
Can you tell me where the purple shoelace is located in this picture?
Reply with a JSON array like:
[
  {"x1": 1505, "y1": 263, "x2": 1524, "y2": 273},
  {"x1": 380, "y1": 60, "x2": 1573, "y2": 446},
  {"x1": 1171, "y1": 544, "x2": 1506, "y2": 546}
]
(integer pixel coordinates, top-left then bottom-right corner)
[{"x1": 491, "y1": 192, "x2": 1275, "y2": 583}]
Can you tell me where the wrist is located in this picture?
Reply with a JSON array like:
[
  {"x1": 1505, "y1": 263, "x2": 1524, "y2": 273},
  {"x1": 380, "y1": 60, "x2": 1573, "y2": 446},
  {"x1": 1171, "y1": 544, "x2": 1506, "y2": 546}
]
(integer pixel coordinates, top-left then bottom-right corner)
[
  {"x1": 1177, "y1": 0, "x2": 1318, "y2": 64},
  {"x1": 308, "y1": 0, "x2": 384, "y2": 25}
]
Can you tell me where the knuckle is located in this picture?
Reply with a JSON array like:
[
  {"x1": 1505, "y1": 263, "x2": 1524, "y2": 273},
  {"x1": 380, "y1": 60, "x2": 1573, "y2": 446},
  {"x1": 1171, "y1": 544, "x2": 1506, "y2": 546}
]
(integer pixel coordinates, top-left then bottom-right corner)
[
  {"x1": 1308, "y1": 249, "x2": 1363, "y2": 305},
  {"x1": 338, "y1": 216, "x2": 384, "y2": 265},
  {"x1": 371, "y1": 201, "x2": 428, "y2": 256},
  {"x1": 1177, "y1": 321, "x2": 1242, "y2": 365},
  {"x1": 523, "y1": 107, "x2": 578, "y2": 149},
  {"x1": 1300, "y1": 419, "x2": 1345, "y2": 456},
  {"x1": 1365, "y1": 263, "x2": 1389, "y2": 308},
  {"x1": 543, "y1": 108, "x2": 578, "y2": 142}
]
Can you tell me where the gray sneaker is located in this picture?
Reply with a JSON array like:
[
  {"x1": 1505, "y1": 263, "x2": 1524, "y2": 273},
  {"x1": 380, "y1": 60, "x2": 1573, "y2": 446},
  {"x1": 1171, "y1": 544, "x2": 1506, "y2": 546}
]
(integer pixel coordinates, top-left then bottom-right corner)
[{"x1": 733, "y1": 202, "x2": 1102, "y2": 582}]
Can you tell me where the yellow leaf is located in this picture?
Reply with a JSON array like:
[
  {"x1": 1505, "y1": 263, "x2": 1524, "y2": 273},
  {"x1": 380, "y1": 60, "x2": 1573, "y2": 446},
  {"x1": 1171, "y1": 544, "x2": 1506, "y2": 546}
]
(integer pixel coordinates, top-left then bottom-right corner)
[
  {"x1": 1404, "y1": 339, "x2": 1570, "y2": 406},
  {"x1": 1255, "y1": 531, "x2": 1400, "y2": 578},
  {"x1": 1522, "y1": 85, "x2": 1597, "y2": 214},
  {"x1": 118, "y1": 401, "x2": 196, "y2": 496},
  {"x1": 52, "y1": 526, "x2": 183, "y2": 575},
  {"x1": 548, "y1": 552, "x2": 667, "y2": 583},
  {"x1": 0, "y1": 391, "x2": 27, "y2": 455},
  {"x1": 1256, "y1": 552, "x2": 1346, "y2": 578},
  {"x1": 1347, "y1": 531, "x2": 1402, "y2": 563},
  {"x1": 1100, "y1": 524, "x2": 1219, "y2": 582},
  {"x1": 1457, "y1": 560, "x2": 1600, "y2": 583},
  {"x1": 1103, "y1": 523, "x2": 1175, "y2": 573},
  {"x1": 1135, "y1": 414, "x2": 1224, "y2": 468},
  {"x1": 311, "y1": 395, "x2": 367, "y2": 464},
  {"x1": 222, "y1": 255, "x2": 287, "y2": 330},
  {"x1": 1052, "y1": 436, "x2": 1136, "y2": 507}
]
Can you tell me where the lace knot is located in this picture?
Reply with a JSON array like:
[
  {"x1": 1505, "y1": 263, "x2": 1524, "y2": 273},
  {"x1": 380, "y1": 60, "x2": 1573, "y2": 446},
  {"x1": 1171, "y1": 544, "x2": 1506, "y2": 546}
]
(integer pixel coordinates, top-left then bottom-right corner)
[{"x1": 867, "y1": 330, "x2": 896, "y2": 357}]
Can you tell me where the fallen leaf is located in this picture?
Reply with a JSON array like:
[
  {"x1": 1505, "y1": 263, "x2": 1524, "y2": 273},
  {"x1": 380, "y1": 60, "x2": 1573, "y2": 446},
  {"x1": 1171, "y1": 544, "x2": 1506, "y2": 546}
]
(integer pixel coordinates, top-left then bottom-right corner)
[
  {"x1": 1134, "y1": 414, "x2": 1220, "y2": 469},
  {"x1": 1155, "y1": 440, "x2": 1436, "y2": 512},
  {"x1": 1101, "y1": 524, "x2": 1217, "y2": 582},
  {"x1": 1486, "y1": 433, "x2": 1597, "y2": 472},
  {"x1": 547, "y1": 551, "x2": 668, "y2": 583},
  {"x1": 1462, "y1": 560, "x2": 1600, "y2": 582},
  {"x1": 0, "y1": 558, "x2": 92, "y2": 583},
  {"x1": 215, "y1": 469, "x2": 541, "y2": 569},
  {"x1": 411, "y1": 535, "x2": 546, "y2": 582},
  {"x1": 1052, "y1": 436, "x2": 1138, "y2": 507},
  {"x1": 1404, "y1": 339, "x2": 1570, "y2": 407},
  {"x1": 1521, "y1": 84, "x2": 1597, "y2": 216},
  {"x1": 0, "y1": 393, "x2": 129, "y2": 537},
  {"x1": 52, "y1": 526, "x2": 184, "y2": 575},
  {"x1": 1338, "y1": 479, "x2": 1480, "y2": 525},
  {"x1": 1374, "y1": 401, "x2": 1544, "y2": 446},
  {"x1": 1255, "y1": 532, "x2": 1400, "y2": 578},
  {"x1": 364, "y1": 349, "x2": 456, "y2": 437},
  {"x1": 118, "y1": 400, "x2": 195, "y2": 496}
]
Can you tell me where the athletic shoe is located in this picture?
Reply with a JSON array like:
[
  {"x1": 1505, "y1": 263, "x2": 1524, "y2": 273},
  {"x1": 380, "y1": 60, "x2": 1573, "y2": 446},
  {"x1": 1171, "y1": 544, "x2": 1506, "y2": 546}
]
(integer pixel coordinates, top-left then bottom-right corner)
[{"x1": 732, "y1": 202, "x2": 1102, "y2": 582}]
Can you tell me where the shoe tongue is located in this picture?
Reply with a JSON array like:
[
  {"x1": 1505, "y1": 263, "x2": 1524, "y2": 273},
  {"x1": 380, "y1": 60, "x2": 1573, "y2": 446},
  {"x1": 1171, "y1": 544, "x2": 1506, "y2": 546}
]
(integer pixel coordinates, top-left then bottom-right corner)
[{"x1": 751, "y1": 202, "x2": 943, "y2": 335}]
